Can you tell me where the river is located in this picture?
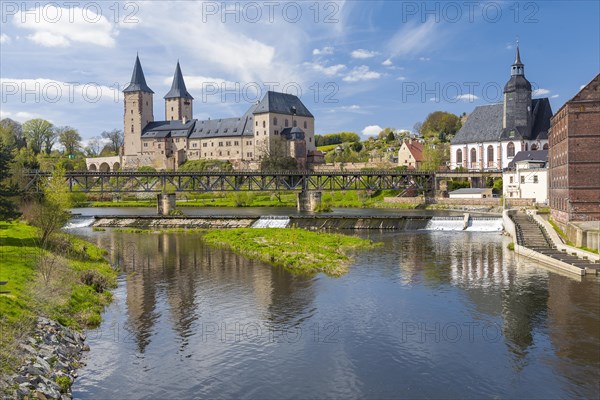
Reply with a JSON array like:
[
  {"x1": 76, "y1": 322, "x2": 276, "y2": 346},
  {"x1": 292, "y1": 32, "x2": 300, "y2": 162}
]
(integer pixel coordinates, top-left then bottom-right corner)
[{"x1": 68, "y1": 210, "x2": 600, "y2": 399}]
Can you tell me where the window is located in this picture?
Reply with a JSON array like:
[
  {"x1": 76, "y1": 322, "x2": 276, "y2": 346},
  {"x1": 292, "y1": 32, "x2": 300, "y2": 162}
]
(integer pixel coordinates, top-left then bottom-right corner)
[
  {"x1": 309, "y1": 137, "x2": 312, "y2": 142},
  {"x1": 304, "y1": 121, "x2": 307, "y2": 129},
  {"x1": 171, "y1": 107, "x2": 174, "y2": 111},
  {"x1": 470, "y1": 148, "x2": 477, "y2": 163},
  {"x1": 525, "y1": 143, "x2": 528, "y2": 151},
  {"x1": 263, "y1": 121, "x2": 266, "y2": 128},
  {"x1": 131, "y1": 110, "x2": 133, "y2": 114},
  {"x1": 543, "y1": 143, "x2": 549, "y2": 150},
  {"x1": 203, "y1": 143, "x2": 207, "y2": 148},
  {"x1": 509, "y1": 176, "x2": 513, "y2": 184},
  {"x1": 521, "y1": 176, "x2": 525, "y2": 184},
  {"x1": 131, "y1": 125, "x2": 134, "y2": 133},
  {"x1": 285, "y1": 119, "x2": 289, "y2": 127},
  {"x1": 255, "y1": 121, "x2": 258, "y2": 126},
  {"x1": 293, "y1": 120, "x2": 297, "y2": 127},
  {"x1": 226, "y1": 141, "x2": 231, "y2": 146},
  {"x1": 456, "y1": 149, "x2": 462, "y2": 164},
  {"x1": 274, "y1": 130, "x2": 279, "y2": 135},
  {"x1": 533, "y1": 175, "x2": 538, "y2": 183},
  {"x1": 158, "y1": 144, "x2": 161, "y2": 149},
  {"x1": 507, "y1": 142, "x2": 515, "y2": 157},
  {"x1": 531, "y1": 144, "x2": 538, "y2": 151},
  {"x1": 219, "y1": 142, "x2": 223, "y2": 147},
  {"x1": 144, "y1": 142, "x2": 148, "y2": 147},
  {"x1": 487, "y1": 145, "x2": 494, "y2": 163},
  {"x1": 234, "y1": 141, "x2": 239, "y2": 146},
  {"x1": 273, "y1": 117, "x2": 278, "y2": 125}
]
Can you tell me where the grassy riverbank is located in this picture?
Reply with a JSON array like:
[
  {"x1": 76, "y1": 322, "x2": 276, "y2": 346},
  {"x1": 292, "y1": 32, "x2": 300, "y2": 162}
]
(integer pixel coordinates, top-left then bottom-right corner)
[
  {"x1": 201, "y1": 228, "x2": 379, "y2": 277},
  {"x1": 0, "y1": 222, "x2": 117, "y2": 373},
  {"x1": 84, "y1": 190, "x2": 417, "y2": 209}
]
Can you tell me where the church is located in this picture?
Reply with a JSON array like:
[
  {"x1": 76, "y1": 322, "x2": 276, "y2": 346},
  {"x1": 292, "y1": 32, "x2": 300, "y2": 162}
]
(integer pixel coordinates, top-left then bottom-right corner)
[
  {"x1": 450, "y1": 47, "x2": 553, "y2": 170},
  {"x1": 90, "y1": 55, "x2": 317, "y2": 171}
]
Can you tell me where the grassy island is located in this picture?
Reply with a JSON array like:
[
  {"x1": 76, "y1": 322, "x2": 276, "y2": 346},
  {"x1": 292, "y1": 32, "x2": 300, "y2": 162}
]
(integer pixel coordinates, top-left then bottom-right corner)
[
  {"x1": 0, "y1": 222, "x2": 117, "y2": 373},
  {"x1": 201, "y1": 228, "x2": 379, "y2": 277}
]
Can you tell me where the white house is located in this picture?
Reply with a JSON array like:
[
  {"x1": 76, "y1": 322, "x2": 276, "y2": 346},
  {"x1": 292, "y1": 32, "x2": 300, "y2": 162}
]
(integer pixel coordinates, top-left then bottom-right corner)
[
  {"x1": 449, "y1": 188, "x2": 494, "y2": 199},
  {"x1": 503, "y1": 150, "x2": 548, "y2": 204},
  {"x1": 450, "y1": 46, "x2": 552, "y2": 170}
]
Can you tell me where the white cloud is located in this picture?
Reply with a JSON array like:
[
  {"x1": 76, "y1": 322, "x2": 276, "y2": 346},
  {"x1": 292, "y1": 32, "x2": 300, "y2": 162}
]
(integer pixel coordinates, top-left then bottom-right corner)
[
  {"x1": 327, "y1": 105, "x2": 363, "y2": 113},
  {"x1": 533, "y1": 88, "x2": 551, "y2": 97},
  {"x1": 14, "y1": 5, "x2": 117, "y2": 47},
  {"x1": 304, "y1": 62, "x2": 346, "y2": 77},
  {"x1": 456, "y1": 94, "x2": 479, "y2": 102},
  {"x1": 313, "y1": 46, "x2": 334, "y2": 56},
  {"x1": 382, "y1": 59, "x2": 393, "y2": 66},
  {"x1": 551, "y1": 94, "x2": 560, "y2": 99},
  {"x1": 351, "y1": 49, "x2": 379, "y2": 59},
  {"x1": 361, "y1": 125, "x2": 383, "y2": 136},
  {"x1": 419, "y1": 57, "x2": 431, "y2": 61},
  {"x1": 0, "y1": 33, "x2": 10, "y2": 44},
  {"x1": 342, "y1": 66, "x2": 381, "y2": 82},
  {"x1": 388, "y1": 20, "x2": 440, "y2": 58},
  {"x1": 0, "y1": 110, "x2": 42, "y2": 122},
  {"x1": 429, "y1": 97, "x2": 438, "y2": 102},
  {"x1": 397, "y1": 76, "x2": 407, "y2": 81},
  {"x1": 580, "y1": 85, "x2": 585, "y2": 90}
]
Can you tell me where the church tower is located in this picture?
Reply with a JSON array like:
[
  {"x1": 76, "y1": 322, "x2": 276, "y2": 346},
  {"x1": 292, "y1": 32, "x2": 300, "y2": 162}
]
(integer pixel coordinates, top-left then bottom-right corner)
[
  {"x1": 503, "y1": 45, "x2": 532, "y2": 130},
  {"x1": 164, "y1": 61, "x2": 193, "y2": 121},
  {"x1": 123, "y1": 55, "x2": 154, "y2": 156}
]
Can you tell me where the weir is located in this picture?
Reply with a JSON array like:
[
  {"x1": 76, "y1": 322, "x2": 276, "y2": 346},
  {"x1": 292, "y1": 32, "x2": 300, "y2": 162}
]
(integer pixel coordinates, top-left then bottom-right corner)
[
  {"x1": 424, "y1": 216, "x2": 503, "y2": 232},
  {"x1": 252, "y1": 216, "x2": 291, "y2": 228}
]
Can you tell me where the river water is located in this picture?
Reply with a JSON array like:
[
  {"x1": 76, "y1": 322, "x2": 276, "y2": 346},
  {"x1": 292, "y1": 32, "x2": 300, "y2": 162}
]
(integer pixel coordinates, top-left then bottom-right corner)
[{"x1": 69, "y1": 212, "x2": 600, "y2": 399}]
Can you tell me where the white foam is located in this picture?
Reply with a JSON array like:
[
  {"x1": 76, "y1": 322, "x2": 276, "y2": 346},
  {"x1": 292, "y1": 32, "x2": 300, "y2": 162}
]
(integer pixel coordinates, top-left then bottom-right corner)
[
  {"x1": 424, "y1": 217, "x2": 503, "y2": 232},
  {"x1": 64, "y1": 217, "x2": 95, "y2": 229},
  {"x1": 252, "y1": 216, "x2": 290, "y2": 228}
]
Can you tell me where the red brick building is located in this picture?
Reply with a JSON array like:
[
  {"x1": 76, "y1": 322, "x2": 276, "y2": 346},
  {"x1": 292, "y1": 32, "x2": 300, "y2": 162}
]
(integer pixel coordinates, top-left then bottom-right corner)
[{"x1": 548, "y1": 73, "x2": 600, "y2": 224}]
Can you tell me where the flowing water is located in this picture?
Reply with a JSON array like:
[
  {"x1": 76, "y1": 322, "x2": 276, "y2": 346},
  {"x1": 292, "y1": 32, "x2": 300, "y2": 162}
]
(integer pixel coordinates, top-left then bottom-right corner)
[{"x1": 69, "y1": 225, "x2": 600, "y2": 399}]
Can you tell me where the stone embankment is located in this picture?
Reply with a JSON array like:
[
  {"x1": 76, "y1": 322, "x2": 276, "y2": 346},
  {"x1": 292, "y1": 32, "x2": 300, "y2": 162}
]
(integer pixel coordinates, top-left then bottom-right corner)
[{"x1": 1, "y1": 317, "x2": 88, "y2": 400}]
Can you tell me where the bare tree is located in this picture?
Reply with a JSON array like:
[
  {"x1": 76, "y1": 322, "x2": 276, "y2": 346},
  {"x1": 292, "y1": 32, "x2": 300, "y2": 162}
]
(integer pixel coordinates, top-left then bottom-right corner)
[
  {"x1": 85, "y1": 136, "x2": 102, "y2": 157},
  {"x1": 101, "y1": 129, "x2": 124, "y2": 154}
]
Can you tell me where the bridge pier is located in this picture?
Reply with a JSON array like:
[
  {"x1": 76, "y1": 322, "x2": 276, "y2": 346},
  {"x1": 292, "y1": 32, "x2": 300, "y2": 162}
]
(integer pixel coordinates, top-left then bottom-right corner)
[
  {"x1": 157, "y1": 193, "x2": 176, "y2": 216},
  {"x1": 297, "y1": 191, "x2": 322, "y2": 212}
]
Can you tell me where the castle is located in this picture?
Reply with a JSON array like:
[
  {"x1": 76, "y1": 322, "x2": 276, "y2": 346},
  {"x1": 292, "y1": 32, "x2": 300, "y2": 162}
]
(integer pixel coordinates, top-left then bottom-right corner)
[
  {"x1": 87, "y1": 55, "x2": 317, "y2": 171},
  {"x1": 450, "y1": 46, "x2": 553, "y2": 170}
]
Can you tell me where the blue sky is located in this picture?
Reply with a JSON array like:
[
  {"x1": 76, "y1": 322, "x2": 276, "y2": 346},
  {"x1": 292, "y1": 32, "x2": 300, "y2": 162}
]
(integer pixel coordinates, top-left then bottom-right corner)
[{"x1": 1, "y1": 1, "x2": 598, "y2": 143}]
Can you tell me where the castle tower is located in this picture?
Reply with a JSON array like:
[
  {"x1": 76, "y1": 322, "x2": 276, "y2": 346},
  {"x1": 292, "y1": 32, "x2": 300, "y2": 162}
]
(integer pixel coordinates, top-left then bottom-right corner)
[
  {"x1": 164, "y1": 61, "x2": 193, "y2": 121},
  {"x1": 503, "y1": 45, "x2": 532, "y2": 130},
  {"x1": 123, "y1": 55, "x2": 154, "y2": 156}
]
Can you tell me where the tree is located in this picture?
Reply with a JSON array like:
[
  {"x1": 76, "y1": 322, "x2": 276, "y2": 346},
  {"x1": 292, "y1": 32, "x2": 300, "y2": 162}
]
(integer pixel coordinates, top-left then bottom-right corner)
[
  {"x1": 0, "y1": 118, "x2": 25, "y2": 148},
  {"x1": 101, "y1": 129, "x2": 124, "y2": 154},
  {"x1": 420, "y1": 111, "x2": 462, "y2": 142},
  {"x1": 85, "y1": 136, "x2": 102, "y2": 157},
  {"x1": 421, "y1": 143, "x2": 450, "y2": 171},
  {"x1": 57, "y1": 126, "x2": 82, "y2": 155},
  {"x1": 22, "y1": 119, "x2": 54, "y2": 155},
  {"x1": 413, "y1": 122, "x2": 423, "y2": 136},
  {"x1": 0, "y1": 141, "x2": 21, "y2": 220},
  {"x1": 378, "y1": 127, "x2": 394, "y2": 141}
]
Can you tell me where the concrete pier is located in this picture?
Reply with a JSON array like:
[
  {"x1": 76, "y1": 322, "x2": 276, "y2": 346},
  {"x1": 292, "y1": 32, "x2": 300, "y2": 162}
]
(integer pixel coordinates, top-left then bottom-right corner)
[
  {"x1": 297, "y1": 191, "x2": 322, "y2": 212},
  {"x1": 157, "y1": 193, "x2": 176, "y2": 216}
]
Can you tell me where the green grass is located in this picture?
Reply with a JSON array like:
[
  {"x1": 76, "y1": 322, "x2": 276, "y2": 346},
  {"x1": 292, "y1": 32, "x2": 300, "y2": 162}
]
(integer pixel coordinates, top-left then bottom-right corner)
[
  {"x1": 0, "y1": 221, "x2": 117, "y2": 374},
  {"x1": 84, "y1": 190, "x2": 417, "y2": 209},
  {"x1": 548, "y1": 219, "x2": 599, "y2": 254},
  {"x1": 202, "y1": 228, "x2": 379, "y2": 277},
  {"x1": 507, "y1": 242, "x2": 515, "y2": 251}
]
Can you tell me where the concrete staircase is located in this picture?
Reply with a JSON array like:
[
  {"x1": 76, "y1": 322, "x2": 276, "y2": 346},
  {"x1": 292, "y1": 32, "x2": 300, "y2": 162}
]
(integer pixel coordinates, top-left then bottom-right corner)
[{"x1": 511, "y1": 214, "x2": 599, "y2": 273}]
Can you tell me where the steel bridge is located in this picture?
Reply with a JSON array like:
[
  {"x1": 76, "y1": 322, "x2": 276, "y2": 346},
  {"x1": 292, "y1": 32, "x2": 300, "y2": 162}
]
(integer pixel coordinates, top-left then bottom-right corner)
[{"x1": 24, "y1": 170, "x2": 437, "y2": 194}]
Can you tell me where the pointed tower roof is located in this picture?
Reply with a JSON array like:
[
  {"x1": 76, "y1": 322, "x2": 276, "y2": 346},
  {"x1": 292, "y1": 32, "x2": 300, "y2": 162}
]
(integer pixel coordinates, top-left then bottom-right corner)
[
  {"x1": 123, "y1": 55, "x2": 154, "y2": 93},
  {"x1": 164, "y1": 61, "x2": 193, "y2": 100},
  {"x1": 514, "y1": 45, "x2": 523, "y2": 66}
]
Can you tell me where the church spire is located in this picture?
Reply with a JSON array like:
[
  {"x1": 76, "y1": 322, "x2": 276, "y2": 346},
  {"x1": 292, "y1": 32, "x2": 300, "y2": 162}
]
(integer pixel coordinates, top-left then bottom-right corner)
[
  {"x1": 511, "y1": 44, "x2": 524, "y2": 76},
  {"x1": 164, "y1": 61, "x2": 193, "y2": 100},
  {"x1": 123, "y1": 54, "x2": 154, "y2": 93}
]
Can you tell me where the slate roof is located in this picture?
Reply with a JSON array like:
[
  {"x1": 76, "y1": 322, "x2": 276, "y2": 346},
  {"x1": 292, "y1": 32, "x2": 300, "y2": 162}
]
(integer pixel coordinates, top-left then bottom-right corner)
[
  {"x1": 452, "y1": 98, "x2": 552, "y2": 144},
  {"x1": 189, "y1": 117, "x2": 253, "y2": 139},
  {"x1": 253, "y1": 91, "x2": 313, "y2": 117},
  {"x1": 164, "y1": 62, "x2": 193, "y2": 100},
  {"x1": 141, "y1": 119, "x2": 195, "y2": 139},
  {"x1": 123, "y1": 55, "x2": 154, "y2": 94},
  {"x1": 507, "y1": 150, "x2": 548, "y2": 168},
  {"x1": 281, "y1": 127, "x2": 305, "y2": 140}
]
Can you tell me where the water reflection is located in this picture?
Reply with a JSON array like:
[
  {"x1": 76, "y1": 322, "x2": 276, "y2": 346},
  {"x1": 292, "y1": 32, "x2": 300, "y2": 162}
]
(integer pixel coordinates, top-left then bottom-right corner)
[{"x1": 72, "y1": 229, "x2": 599, "y2": 399}]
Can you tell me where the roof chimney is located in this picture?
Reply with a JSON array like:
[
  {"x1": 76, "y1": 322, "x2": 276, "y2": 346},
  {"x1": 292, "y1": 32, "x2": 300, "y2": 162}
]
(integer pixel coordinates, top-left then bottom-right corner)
[{"x1": 182, "y1": 116, "x2": 187, "y2": 124}]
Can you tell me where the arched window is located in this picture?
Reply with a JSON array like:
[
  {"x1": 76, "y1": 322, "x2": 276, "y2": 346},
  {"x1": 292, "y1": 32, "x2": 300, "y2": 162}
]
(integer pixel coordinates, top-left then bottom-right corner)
[
  {"x1": 285, "y1": 119, "x2": 289, "y2": 127},
  {"x1": 470, "y1": 148, "x2": 477, "y2": 164},
  {"x1": 487, "y1": 145, "x2": 494, "y2": 167},
  {"x1": 531, "y1": 143, "x2": 538, "y2": 151},
  {"x1": 525, "y1": 142, "x2": 528, "y2": 151},
  {"x1": 543, "y1": 143, "x2": 549, "y2": 150},
  {"x1": 507, "y1": 142, "x2": 515, "y2": 157},
  {"x1": 456, "y1": 149, "x2": 462, "y2": 164}
]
